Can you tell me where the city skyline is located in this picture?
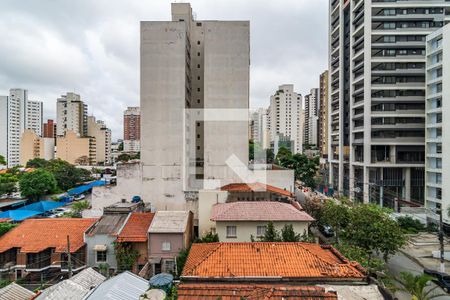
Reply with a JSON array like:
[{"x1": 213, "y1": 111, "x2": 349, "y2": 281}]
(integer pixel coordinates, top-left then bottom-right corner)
[{"x1": 0, "y1": 0, "x2": 328, "y2": 140}]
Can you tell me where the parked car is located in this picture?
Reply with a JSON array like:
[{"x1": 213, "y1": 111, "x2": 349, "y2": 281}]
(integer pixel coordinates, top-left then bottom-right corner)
[
  {"x1": 49, "y1": 207, "x2": 73, "y2": 218},
  {"x1": 319, "y1": 225, "x2": 334, "y2": 238},
  {"x1": 74, "y1": 194, "x2": 86, "y2": 201},
  {"x1": 424, "y1": 269, "x2": 450, "y2": 293}
]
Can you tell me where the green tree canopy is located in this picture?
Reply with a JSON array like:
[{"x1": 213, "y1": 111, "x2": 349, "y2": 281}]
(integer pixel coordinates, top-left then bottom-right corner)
[
  {"x1": 0, "y1": 173, "x2": 18, "y2": 196},
  {"x1": 117, "y1": 154, "x2": 131, "y2": 162},
  {"x1": 0, "y1": 155, "x2": 6, "y2": 166},
  {"x1": 342, "y1": 204, "x2": 406, "y2": 262},
  {"x1": 45, "y1": 159, "x2": 92, "y2": 191},
  {"x1": 400, "y1": 272, "x2": 446, "y2": 300},
  {"x1": 19, "y1": 169, "x2": 57, "y2": 201},
  {"x1": 281, "y1": 224, "x2": 301, "y2": 242},
  {"x1": 259, "y1": 221, "x2": 281, "y2": 242},
  {"x1": 26, "y1": 158, "x2": 49, "y2": 169},
  {"x1": 321, "y1": 200, "x2": 351, "y2": 243},
  {"x1": 0, "y1": 223, "x2": 16, "y2": 237},
  {"x1": 274, "y1": 147, "x2": 319, "y2": 188}
]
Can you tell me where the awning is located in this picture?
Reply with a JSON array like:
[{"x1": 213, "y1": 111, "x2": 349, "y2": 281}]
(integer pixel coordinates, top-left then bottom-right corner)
[
  {"x1": 149, "y1": 257, "x2": 161, "y2": 264},
  {"x1": 93, "y1": 244, "x2": 107, "y2": 251}
]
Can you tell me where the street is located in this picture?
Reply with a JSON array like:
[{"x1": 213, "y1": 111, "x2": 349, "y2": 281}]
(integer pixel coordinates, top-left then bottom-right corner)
[{"x1": 386, "y1": 252, "x2": 450, "y2": 300}]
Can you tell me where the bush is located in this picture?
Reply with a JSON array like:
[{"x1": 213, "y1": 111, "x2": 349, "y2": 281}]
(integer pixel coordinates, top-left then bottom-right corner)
[{"x1": 397, "y1": 216, "x2": 425, "y2": 234}]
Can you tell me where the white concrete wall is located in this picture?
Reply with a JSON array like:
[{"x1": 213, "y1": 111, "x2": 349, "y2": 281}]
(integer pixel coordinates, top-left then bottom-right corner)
[
  {"x1": 216, "y1": 220, "x2": 310, "y2": 242},
  {"x1": 0, "y1": 96, "x2": 7, "y2": 167},
  {"x1": 198, "y1": 189, "x2": 228, "y2": 236}
]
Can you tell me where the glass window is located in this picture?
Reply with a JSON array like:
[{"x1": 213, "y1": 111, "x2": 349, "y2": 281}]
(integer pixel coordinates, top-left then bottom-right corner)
[
  {"x1": 96, "y1": 251, "x2": 107, "y2": 263},
  {"x1": 226, "y1": 226, "x2": 237, "y2": 238},
  {"x1": 165, "y1": 260, "x2": 175, "y2": 272},
  {"x1": 162, "y1": 241, "x2": 171, "y2": 251},
  {"x1": 256, "y1": 226, "x2": 267, "y2": 237}
]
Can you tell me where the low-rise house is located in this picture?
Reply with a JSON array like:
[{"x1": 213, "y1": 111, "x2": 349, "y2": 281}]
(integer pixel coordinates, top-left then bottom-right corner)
[
  {"x1": 0, "y1": 282, "x2": 36, "y2": 300},
  {"x1": 182, "y1": 242, "x2": 366, "y2": 283},
  {"x1": 148, "y1": 211, "x2": 193, "y2": 276},
  {"x1": 210, "y1": 201, "x2": 314, "y2": 242},
  {"x1": 84, "y1": 271, "x2": 149, "y2": 300},
  {"x1": 116, "y1": 212, "x2": 154, "y2": 274},
  {"x1": 177, "y1": 284, "x2": 338, "y2": 300},
  {"x1": 35, "y1": 267, "x2": 105, "y2": 300},
  {"x1": 0, "y1": 218, "x2": 97, "y2": 280},
  {"x1": 84, "y1": 214, "x2": 129, "y2": 274}
]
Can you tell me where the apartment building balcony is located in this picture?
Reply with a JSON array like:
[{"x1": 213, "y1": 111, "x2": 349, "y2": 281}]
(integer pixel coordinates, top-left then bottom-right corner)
[
  {"x1": 371, "y1": 82, "x2": 425, "y2": 90},
  {"x1": 371, "y1": 137, "x2": 424, "y2": 145},
  {"x1": 372, "y1": 68, "x2": 424, "y2": 76},
  {"x1": 371, "y1": 55, "x2": 426, "y2": 63},
  {"x1": 371, "y1": 109, "x2": 425, "y2": 117},
  {"x1": 353, "y1": 23, "x2": 364, "y2": 38},
  {"x1": 352, "y1": 73, "x2": 364, "y2": 85},
  {"x1": 372, "y1": 14, "x2": 436, "y2": 22},
  {"x1": 354, "y1": 48, "x2": 365, "y2": 61},
  {"x1": 427, "y1": 91, "x2": 442, "y2": 100}
]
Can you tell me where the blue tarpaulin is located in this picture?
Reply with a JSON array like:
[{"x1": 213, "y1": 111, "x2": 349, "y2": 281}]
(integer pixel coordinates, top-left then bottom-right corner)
[
  {"x1": 68, "y1": 180, "x2": 106, "y2": 196},
  {"x1": 0, "y1": 201, "x2": 65, "y2": 221}
]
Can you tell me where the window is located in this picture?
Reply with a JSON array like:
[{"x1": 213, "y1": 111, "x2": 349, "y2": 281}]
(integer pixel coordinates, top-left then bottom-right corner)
[
  {"x1": 162, "y1": 242, "x2": 171, "y2": 251},
  {"x1": 96, "y1": 251, "x2": 107, "y2": 263},
  {"x1": 165, "y1": 260, "x2": 175, "y2": 272},
  {"x1": 256, "y1": 226, "x2": 266, "y2": 237},
  {"x1": 226, "y1": 226, "x2": 237, "y2": 238},
  {"x1": 196, "y1": 22, "x2": 202, "y2": 27},
  {"x1": 197, "y1": 41, "x2": 200, "y2": 45}
]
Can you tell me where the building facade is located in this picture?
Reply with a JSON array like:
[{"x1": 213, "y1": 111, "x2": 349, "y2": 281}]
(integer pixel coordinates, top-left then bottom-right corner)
[
  {"x1": 43, "y1": 119, "x2": 56, "y2": 138},
  {"x1": 123, "y1": 107, "x2": 141, "y2": 153},
  {"x1": 425, "y1": 24, "x2": 450, "y2": 223},
  {"x1": 56, "y1": 92, "x2": 88, "y2": 137},
  {"x1": 319, "y1": 71, "x2": 329, "y2": 159},
  {"x1": 20, "y1": 129, "x2": 55, "y2": 165},
  {"x1": 88, "y1": 116, "x2": 112, "y2": 165},
  {"x1": 0, "y1": 89, "x2": 43, "y2": 167},
  {"x1": 328, "y1": 0, "x2": 450, "y2": 205},
  {"x1": 268, "y1": 84, "x2": 303, "y2": 154},
  {"x1": 140, "y1": 3, "x2": 249, "y2": 210},
  {"x1": 56, "y1": 130, "x2": 96, "y2": 165},
  {"x1": 304, "y1": 88, "x2": 319, "y2": 147}
]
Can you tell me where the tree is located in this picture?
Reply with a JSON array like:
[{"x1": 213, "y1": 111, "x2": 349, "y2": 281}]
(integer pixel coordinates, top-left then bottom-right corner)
[
  {"x1": 291, "y1": 153, "x2": 319, "y2": 188},
  {"x1": 114, "y1": 242, "x2": 139, "y2": 272},
  {"x1": 75, "y1": 156, "x2": 90, "y2": 166},
  {"x1": 0, "y1": 223, "x2": 16, "y2": 237},
  {"x1": 400, "y1": 272, "x2": 447, "y2": 299},
  {"x1": 275, "y1": 147, "x2": 294, "y2": 168},
  {"x1": 0, "y1": 155, "x2": 6, "y2": 166},
  {"x1": 117, "y1": 154, "x2": 131, "y2": 162},
  {"x1": 19, "y1": 169, "x2": 57, "y2": 201},
  {"x1": 118, "y1": 142, "x2": 124, "y2": 151},
  {"x1": 281, "y1": 224, "x2": 301, "y2": 242},
  {"x1": 266, "y1": 149, "x2": 274, "y2": 164},
  {"x1": 321, "y1": 201, "x2": 350, "y2": 243},
  {"x1": 45, "y1": 159, "x2": 92, "y2": 191},
  {"x1": 259, "y1": 221, "x2": 281, "y2": 242},
  {"x1": 195, "y1": 231, "x2": 219, "y2": 243},
  {"x1": 0, "y1": 173, "x2": 18, "y2": 196},
  {"x1": 342, "y1": 204, "x2": 406, "y2": 263},
  {"x1": 176, "y1": 247, "x2": 190, "y2": 276},
  {"x1": 302, "y1": 195, "x2": 325, "y2": 226},
  {"x1": 26, "y1": 158, "x2": 49, "y2": 169}
]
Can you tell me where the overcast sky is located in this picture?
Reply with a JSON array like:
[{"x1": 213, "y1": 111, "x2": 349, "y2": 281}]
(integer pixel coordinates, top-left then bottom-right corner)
[{"x1": 0, "y1": 0, "x2": 328, "y2": 140}]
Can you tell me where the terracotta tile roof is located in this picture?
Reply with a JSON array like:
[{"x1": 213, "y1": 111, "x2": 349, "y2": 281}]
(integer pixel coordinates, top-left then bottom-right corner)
[
  {"x1": 210, "y1": 201, "x2": 314, "y2": 222},
  {"x1": 221, "y1": 183, "x2": 293, "y2": 198},
  {"x1": 177, "y1": 284, "x2": 338, "y2": 300},
  {"x1": 117, "y1": 212, "x2": 154, "y2": 242},
  {"x1": 0, "y1": 218, "x2": 97, "y2": 253},
  {"x1": 182, "y1": 243, "x2": 365, "y2": 281},
  {"x1": 0, "y1": 218, "x2": 11, "y2": 223}
]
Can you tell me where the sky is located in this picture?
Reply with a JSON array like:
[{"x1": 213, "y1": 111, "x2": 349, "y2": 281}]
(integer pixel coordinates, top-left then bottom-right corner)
[{"x1": 0, "y1": 0, "x2": 328, "y2": 140}]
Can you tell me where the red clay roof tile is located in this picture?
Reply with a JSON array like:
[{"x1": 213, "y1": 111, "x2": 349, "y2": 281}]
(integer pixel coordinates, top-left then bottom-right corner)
[
  {"x1": 221, "y1": 182, "x2": 293, "y2": 197},
  {"x1": 117, "y1": 212, "x2": 154, "y2": 242},
  {"x1": 182, "y1": 242, "x2": 365, "y2": 281},
  {"x1": 0, "y1": 218, "x2": 97, "y2": 253}
]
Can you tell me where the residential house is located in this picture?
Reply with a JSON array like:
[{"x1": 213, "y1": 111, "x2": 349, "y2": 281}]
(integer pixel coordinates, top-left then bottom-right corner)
[
  {"x1": 210, "y1": 201, "x2": 314, "y2": 242},
  {"x1": 84, "y1": 214, "x2": 129, "y2": 273},
  {"x1": 35, "y1": 267, "x2": 105, "y2": 300},
  {"x1": 0, "y1": 282, "x2": 36, "y2": 300},
  {"x1": 177, "y1": 284, "x2": 338, "y2": 300},
  {"x1": 0, "y1": 218, "x2": 97, "y2": 280},
  {"x1": 220, "y1": 182, "x2": 294, "y2": 202},
  {"x1": 148, "y1": 211, "x2": 193, "y2": 276},
  {"x1": 180, "y1": 242, "x2": 382, "y2": 299},
  {"x1": 116, "y1": 212, "x2": 154, "y2": 274},
  {"x1": 84, "y1": 271, "x2": 149, "y2": 300}
]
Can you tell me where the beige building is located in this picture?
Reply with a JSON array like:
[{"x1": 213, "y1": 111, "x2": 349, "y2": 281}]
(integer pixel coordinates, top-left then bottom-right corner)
[
  {"x1": 319, "y1": 70, "x2": 328, "y2": 159},
  {"x1": 56, "y1": 92, "x2": 88, "y2": 137},
  {"x1": 56, "y1": 131, "x2": 96, "y2": 165},
  {"x1": 20, "y1": 129, "x2": 55, "y2": 165},
  {"x1": 87, "y1": 116, "x2": 111, "y2": 165}
]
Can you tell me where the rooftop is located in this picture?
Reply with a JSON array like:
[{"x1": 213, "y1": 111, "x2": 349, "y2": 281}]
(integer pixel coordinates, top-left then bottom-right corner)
[
  {"x1": 210, "y1": 201, "x2": 314, "y2": 222},
  {"x1": 148, "y1": 211, "x2": 190, "y2": 233},
  {"x1": 85, "y1": 214, "x2": 129, "y2": 236},
  {"x1": 221, "y1": 182, "x2": 293, "y2": 198},
  {"x1": 85, "y1": 271, "x2": 149, "y2": 300},
  {"x1": 0, "y1": 218, "x2": 97, "y2": 253},
  {"x1": 177, "y1": 284, "x2": 338, "y2": 300},
  {"x1": 182, "y1": 243, "x2": 365, "y2": 281},
  {"x1": 0, "y1": 282, "x2": 36, "y2": 300},
  {"x1": 117, "y1": 212, "x2": 155, "y2": 242}
]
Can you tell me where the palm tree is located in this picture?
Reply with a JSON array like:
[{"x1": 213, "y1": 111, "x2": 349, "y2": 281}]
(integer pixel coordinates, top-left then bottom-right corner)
[{"x1": 400, "y1": 272, "x2": 447, "y2": 300}]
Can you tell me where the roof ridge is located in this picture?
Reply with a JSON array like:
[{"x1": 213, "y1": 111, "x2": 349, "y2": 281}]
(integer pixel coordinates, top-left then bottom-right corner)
[{"x1": 185, "y1": 243, "x2": 222, "y2": 276}]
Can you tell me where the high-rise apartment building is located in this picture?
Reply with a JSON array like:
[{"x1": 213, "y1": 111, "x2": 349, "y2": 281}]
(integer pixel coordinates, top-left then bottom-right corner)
[
  {"x1": 425, "y1": 24, "x2": 450, "y2": 223},
  {"x1": 56, "y1": 92, "x2": 88, "y2": 137},
  {"x1": 319, "y1": 71, "x2": 329, "y2": 159},
  {"x1": 20, "y1": 129, "x2": 55, "y2": 165},
  {"x1": 43, "y1": 119, "x2": 56, "y2": 138},
  {"x1": 140, "y1": 3, "x2": 249, "y2": 210},
  {"x1": 26, "y1": 100, "x2": 43, "y2": 136},
  {"x1": 250, "y1": 108, "x2": 267, "y2": 147},
  {"x1": 123, "y1": 107, "x2": 141, "y2": 152},
  {"x1": 268, "y1": 84, "x2": 303, "y2": 154},
  {"x1": 328, "y1": 0, "x2": 450, "y2": 205},
  {"x1": 87, "y1": 116, "x2": 112, "y2": 165},
  {"x1": 0, "y1": 89, "x2": 43, "y2": 167},
  {"x1": 304, "y1": 88, "x2": 319, "y2": 147}
]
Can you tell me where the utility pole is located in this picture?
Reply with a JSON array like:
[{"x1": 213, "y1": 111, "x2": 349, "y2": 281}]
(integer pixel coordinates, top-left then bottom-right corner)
[
  {"x1": 439, "y1": 208, "x2": 445, "y2": 273},
  {"x1": 67, "y1": 235, "x2": 73, "y2": 278}
]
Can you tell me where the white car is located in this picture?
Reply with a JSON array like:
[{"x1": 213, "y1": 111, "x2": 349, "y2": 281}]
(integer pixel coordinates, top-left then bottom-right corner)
[{"x1": 74, "y1": 194, "x2": 86, "y2": 201}]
